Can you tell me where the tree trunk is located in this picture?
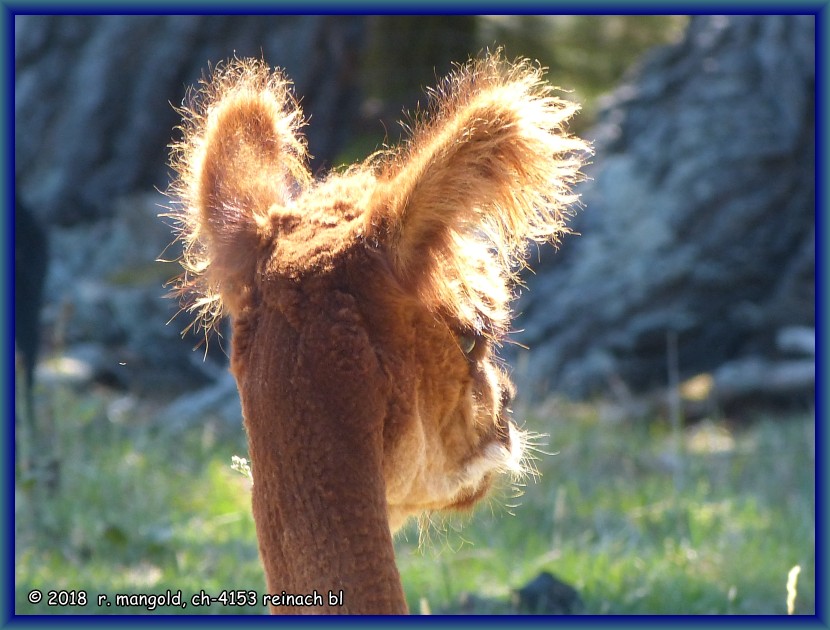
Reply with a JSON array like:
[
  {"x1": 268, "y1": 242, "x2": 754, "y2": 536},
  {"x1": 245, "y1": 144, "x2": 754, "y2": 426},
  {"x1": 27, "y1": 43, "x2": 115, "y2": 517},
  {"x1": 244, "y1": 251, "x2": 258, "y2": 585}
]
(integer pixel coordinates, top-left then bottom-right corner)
[
  {"x1": 513, "y1": 15, "x2": 814, "y2": 403},
  {"x1": 15, "y1": 15, "x2": 367, "y2": 225}
]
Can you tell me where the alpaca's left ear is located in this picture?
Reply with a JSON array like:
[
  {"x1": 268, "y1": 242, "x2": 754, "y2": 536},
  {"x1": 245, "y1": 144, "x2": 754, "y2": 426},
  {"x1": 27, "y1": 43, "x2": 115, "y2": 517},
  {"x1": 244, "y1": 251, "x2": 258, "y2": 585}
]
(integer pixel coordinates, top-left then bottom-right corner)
[
  {"x1": 168, "y1": 59, "x2": 311, "y2": 325},
  {"x1": 368, "y1": 53, "x2": 589, "y2": 298}
]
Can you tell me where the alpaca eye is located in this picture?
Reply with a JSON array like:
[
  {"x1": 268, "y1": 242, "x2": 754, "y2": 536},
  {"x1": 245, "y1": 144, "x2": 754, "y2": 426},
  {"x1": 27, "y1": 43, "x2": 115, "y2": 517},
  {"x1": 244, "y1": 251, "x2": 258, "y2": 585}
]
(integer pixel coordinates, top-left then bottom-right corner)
[{"x1": 458, "y1": 333, "x2": 477, "y2": 355}]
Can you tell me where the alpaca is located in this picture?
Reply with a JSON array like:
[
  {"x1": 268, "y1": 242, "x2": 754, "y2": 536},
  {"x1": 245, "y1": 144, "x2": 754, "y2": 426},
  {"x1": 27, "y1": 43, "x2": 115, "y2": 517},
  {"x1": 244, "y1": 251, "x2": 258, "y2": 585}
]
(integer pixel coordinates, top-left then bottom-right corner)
[{"x1": 167, "y1": 52, "x2": 587, "y2": 614}]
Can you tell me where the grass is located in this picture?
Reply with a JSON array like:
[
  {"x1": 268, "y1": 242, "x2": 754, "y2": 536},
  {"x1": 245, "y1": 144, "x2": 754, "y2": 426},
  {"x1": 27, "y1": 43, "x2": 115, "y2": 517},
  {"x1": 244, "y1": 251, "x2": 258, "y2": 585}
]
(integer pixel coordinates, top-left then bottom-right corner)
[
  {"x1": 397, "y1": 401, "x2": 816, "y2": 615},
  {"x1": 15, "y1": 386, "x2": 267, "y2": 615},
  {"x1": 14, "y1": 383, "x2": 815, "y2": 616}
]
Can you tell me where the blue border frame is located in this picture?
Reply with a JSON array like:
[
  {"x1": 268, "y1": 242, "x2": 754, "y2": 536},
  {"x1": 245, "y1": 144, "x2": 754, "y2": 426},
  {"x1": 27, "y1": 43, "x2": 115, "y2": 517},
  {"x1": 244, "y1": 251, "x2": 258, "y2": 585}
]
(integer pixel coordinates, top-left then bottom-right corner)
[
  {"x1": 2, "y1": 1, "x2": 828, "y2": 13},
  {"x1": 816, "y1": 2, "x2": 826, "y2": 625},
  {"x1": 5, "y1": 4, "x2": 825, "y2": 628}
]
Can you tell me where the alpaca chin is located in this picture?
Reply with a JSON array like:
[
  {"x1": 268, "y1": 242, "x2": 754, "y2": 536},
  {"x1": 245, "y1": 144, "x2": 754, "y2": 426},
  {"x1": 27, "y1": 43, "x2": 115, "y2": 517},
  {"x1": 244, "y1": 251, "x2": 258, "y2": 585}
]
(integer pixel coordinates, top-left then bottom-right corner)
[{"x1": 466, "y1": 420, "x2": 527, "y2": 486}]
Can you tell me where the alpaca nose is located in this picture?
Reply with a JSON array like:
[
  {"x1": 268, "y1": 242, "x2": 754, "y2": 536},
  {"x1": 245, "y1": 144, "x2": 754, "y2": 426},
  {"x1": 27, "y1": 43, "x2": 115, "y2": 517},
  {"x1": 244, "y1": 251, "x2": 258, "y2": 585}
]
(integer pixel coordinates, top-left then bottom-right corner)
[
  {"x1": 496, "y1": 385, "x2": 515, "y2": 446},
  {"x1": 500, "y1": 383, "x2": 514, "y2": 412}
]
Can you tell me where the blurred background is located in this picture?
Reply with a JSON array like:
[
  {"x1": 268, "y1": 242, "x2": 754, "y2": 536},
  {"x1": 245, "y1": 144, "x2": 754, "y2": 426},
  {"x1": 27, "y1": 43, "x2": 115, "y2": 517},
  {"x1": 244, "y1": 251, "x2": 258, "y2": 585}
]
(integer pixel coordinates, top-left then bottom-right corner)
[{"x1": 14, "y1": 15, "x2": 815, "y2": 615}]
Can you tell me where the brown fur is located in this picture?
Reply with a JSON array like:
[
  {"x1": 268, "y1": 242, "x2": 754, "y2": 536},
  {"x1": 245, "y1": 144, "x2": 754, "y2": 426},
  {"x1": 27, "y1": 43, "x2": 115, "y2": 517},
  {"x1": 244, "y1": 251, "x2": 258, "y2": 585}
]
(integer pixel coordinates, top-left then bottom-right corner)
[{"x1": 166, "y1": 52, "x2": 588, "y2": 614}]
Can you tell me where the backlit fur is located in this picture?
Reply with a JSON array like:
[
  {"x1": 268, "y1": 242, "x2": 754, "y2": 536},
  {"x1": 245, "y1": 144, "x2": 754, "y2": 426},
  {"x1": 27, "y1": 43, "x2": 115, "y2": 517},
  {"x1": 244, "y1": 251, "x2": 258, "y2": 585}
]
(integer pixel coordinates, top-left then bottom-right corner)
[{"x1": 166, "y1": 52, "x2": 588, "y2": 614}]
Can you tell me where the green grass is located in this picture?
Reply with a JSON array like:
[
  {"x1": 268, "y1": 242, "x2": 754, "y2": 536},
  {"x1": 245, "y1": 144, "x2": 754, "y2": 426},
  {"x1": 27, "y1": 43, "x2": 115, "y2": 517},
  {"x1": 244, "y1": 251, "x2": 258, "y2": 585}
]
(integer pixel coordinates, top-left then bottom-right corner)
[
  {"x1": 15, "y1": 386, "x2": 268, "y2": 615},
  {"x1": 396, "y1": 402, "x2": 816, "y2": 615},
  {"x1": 15, "y1": 385, "x2": 815, "y2": 615}
]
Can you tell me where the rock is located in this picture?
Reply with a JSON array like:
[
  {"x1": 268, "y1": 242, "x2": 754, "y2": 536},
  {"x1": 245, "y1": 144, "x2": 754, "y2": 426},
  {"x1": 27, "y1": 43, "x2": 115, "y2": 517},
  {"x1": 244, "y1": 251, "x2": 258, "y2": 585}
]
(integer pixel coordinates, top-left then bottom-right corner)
[
  {"x1": 513, "y1": 16, "x2": 814, "y2": 401},
  {"x1": 38, "y1": 192, "x2": 225, "y2": 396},
  {"x1": 157, "y1": 372, "x2": 242, "y2": 433},
  {"x1": 512, "y1": 571, "x2": 584, "y2": 614}
]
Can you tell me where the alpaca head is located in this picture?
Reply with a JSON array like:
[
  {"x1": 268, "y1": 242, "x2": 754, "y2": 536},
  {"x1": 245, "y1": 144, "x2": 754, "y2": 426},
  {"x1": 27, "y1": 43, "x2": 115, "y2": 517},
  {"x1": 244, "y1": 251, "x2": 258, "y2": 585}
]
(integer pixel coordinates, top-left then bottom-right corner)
[{"x1": 167, "y1": 53, "x2": 587, "y2": 613}]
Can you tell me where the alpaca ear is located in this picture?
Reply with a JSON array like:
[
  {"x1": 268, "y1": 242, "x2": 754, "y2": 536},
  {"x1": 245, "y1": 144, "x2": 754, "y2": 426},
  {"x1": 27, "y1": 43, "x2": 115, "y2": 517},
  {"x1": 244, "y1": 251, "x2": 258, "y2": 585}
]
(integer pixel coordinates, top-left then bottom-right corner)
[
  {"x1": 168, "y1": 59, "x2": 310, "y2": 323},
  {"x1": 369, "y1": 54, "x2": 588, "y2": 305}
]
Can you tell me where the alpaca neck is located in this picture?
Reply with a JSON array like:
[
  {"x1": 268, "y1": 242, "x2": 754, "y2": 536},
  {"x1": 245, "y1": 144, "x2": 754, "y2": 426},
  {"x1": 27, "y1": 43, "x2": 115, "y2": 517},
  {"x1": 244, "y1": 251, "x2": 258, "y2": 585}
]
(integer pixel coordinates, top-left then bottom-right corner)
[
  {"x1": 246, "y1": 419, "x2": 408, "y2": 614},
  {"x1": 235, "y1": 306, "x2": 408, "y2": 614}
]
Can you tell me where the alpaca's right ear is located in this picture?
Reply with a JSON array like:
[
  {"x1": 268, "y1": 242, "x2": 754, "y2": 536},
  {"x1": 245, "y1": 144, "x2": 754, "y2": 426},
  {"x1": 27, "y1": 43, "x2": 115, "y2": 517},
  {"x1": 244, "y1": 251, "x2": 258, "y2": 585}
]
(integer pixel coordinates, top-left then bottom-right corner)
[
  {"x1": 168, "y1": 59, "x2": 310, "y2": 324},
  {"x1": 367, "y1": 53, "x2": 588, "y2": 328}
]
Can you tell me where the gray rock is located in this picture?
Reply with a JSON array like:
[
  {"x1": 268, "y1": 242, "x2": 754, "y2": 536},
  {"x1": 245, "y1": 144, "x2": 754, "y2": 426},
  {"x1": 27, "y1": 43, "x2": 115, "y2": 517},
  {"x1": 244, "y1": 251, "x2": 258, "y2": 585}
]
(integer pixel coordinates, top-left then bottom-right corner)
[{"x1": 513, "y1": 16, "x2": 814, "y2": 400}]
